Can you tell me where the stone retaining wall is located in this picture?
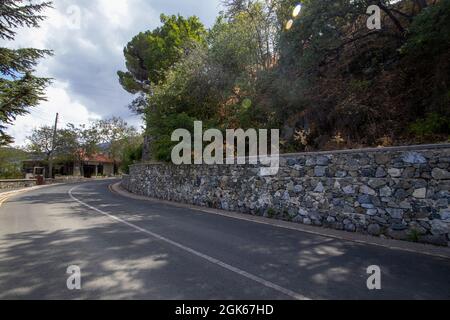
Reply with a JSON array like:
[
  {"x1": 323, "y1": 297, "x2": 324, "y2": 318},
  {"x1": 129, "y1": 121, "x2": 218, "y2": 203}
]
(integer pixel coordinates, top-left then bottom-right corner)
[
  {"x1": 122, "y1": 144, "x2": 450, "y2": 246},
  {"x1": 0, "y1": 179, "x2": 37, "y2": 192}
]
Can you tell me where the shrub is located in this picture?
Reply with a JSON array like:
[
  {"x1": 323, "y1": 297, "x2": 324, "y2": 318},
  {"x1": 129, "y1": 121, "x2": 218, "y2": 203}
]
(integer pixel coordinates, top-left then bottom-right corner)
[{"x1": 409, "y1": 113, "x2": 450, "y2": 138}]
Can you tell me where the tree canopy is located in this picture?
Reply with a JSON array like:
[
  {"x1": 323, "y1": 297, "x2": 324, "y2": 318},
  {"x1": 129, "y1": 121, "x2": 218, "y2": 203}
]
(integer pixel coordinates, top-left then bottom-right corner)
[
  {"x1": 117, "y1": 14, "x2": 207, "y2": 114},
  {"x1": 27, "y1": 117, "x2": 140, "y2": 175},
  {"x1": 0, "y1": 0, "x2": 53, "y2": 146},
  {"x1": 118, "y1": 0, "x2": 450, "y2": 160}
]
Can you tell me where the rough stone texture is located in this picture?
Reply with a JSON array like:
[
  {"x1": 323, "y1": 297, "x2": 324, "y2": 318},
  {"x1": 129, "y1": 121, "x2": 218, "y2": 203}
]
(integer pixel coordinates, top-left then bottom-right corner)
[
  {"x1": 0, "y1": 179, "x2": 37, "y2": 192},
  {"x1": 123, "y1": 144, "x2": 450, "y2": 246}
]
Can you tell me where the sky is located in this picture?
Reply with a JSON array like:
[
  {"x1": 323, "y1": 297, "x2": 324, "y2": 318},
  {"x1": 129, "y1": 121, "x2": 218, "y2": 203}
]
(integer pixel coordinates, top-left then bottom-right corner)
[{"x1": 4, "y1": 0, "x2": 222, "y2": 146}]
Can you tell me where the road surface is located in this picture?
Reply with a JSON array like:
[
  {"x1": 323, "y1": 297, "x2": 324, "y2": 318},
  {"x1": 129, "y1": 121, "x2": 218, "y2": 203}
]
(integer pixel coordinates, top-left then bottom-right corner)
[{"x1": 0, "y1": 180, "x2": 449, "y2": 300}]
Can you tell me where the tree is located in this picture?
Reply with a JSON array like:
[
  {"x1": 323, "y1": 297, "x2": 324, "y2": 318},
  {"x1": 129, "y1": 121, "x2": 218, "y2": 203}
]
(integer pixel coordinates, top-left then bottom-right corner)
[
  {"x1": 120, "y1": 136, "x2": 144, "y2": 174},
  {"x1": 120, "y1": 0, "x2": 449, "y2": 157},
  {"x1": 143, "y1": 9, "x2": 283, "y2": 161},
  {"x1": 91, "y1": 117, "x2": 138, "y2": 174},
  {"x1": 276, "y1": 0, "x2": 440, "y2": 147},
  {"x1": 27, "y1": 125, "x2": 54, "y2": 160},
  {"x1": 0, "y1": 146, "x2": 27, "y2": 178},
  {"x1": 221, "y1": 0, "x2": 295, "y2": 70},
  {"x1": 27, "y1": 123, "x2": 100, "y2": 177},
  {"x1": 117, "y1": 14, "x2": 207, "y2": 114},
  {"x1": 64, "y1": 124, "x2": 100, "y2": 177},
  {"x1": 118, "y1": 14, "x2": 207, "y2": 160},
  {"x1": 0, "y1": 0, "x2": 53, "y2": 145},
  {"x1": 27, "y1": 125, "x2": 71, "y2": 178}
]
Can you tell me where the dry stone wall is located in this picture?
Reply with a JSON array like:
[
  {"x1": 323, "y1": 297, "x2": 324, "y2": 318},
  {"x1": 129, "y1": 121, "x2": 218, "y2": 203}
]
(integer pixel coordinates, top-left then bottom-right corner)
[{"x1": 122, "y1": 144, "x2": 450, "y2": 246}]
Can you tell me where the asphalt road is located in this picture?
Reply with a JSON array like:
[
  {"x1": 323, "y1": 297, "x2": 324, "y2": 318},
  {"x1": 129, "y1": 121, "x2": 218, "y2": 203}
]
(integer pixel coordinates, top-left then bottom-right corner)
[{"x1": 0, "y1": 180, "x2": 449, "y2": 300}]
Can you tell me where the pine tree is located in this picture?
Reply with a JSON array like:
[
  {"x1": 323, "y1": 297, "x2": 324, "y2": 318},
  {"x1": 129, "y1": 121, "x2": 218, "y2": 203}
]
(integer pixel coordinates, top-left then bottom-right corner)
[{"x1": 0, "y1": 0, "x2": 53, "y2": 145}]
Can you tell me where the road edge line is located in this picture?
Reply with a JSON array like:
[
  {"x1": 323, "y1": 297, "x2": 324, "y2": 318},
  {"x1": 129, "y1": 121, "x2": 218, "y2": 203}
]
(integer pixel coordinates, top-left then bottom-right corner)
[{"x1": 70, "y1": 184, "x2": 311, "y2": 301}]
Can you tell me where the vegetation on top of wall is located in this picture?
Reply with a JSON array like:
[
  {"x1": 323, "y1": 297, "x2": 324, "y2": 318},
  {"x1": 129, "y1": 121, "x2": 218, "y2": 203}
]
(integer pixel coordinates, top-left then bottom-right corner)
[
  {"x1": 118, "y1": 0, "x2": 450, "y2": 161},
  {"x1": 120, "y1": 138, "x2": 144, "y2": 174}
]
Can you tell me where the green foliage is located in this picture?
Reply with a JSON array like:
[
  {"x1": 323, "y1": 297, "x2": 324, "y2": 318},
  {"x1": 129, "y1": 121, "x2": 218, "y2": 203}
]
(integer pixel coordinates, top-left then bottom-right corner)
[
  {"x1": 410, "y1": 113, "x2": 450, "y2": 137},
  {"x1": 400, "y1": 0, "x2": 450, "y2": 123},
  {"x1": 27, "y1": 118, "x2": 140, "y2": 174},
  {"x1": 120, "y1": 1, "x2": 450, "y2": 157},
  {"x1": 402, "y1": 0, "x2": 450, "y2": 57},
  {"x1": 26, "y1": 125, "x2": 54, "y2": 158},
  {"x1": 120, "y1": 137, "x2": 144, "y2": 174},
  {"x1": 91, "y1": 117, "x2": 138, "y2": 164},
  {"x1": 208, "y1": 15, "x2": 260, "y2": 75},
  {"x1": 0, "y1": 73, "x2": 51, "y2": 145},
  {"x1": 117, "y1": 14, "x2": 207, "y2": 113},
  {"x1": 279, "y1": 0, "x2": 367, "y2": 73},
  {"x1": 27, "y1": 123, "x2": 100, "y2": 164},
  {"x1": 147, "y1": 112, "x2": 197, "y2": 162},
  {"x1": 267, "y1": 207, "x2": 276, "y2": 218},
  {"x1": 268, "y1": 0, "x2": 450, "y2": 148},
  {"x1": 0, "y1": 147, "x2": 27, "y2": 179},
  {"x1": 142, "y1": 6, "x2": 286, "y2": 161},
  {"x1": 408, "y1": 229, "x2": 421, "y2": 243},
  {"x1": 0, "y1": 0, "x2": 53, "y2": 145}
]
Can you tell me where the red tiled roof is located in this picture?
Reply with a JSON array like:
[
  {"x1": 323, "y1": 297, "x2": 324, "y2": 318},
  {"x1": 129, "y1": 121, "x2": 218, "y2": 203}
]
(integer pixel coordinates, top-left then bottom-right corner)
[{"x1": 84, "y1": 154, "x2": 114, "y2": 163}]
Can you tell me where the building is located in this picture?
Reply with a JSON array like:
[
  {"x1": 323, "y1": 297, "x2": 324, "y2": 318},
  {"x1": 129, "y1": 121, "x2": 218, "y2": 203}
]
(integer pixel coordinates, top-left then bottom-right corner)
[
  {"x1": 73, "y1": 153, "x2": 115, "y2": 177},
  {"x1": 23, "y1": 153, "x2": 115, "y2": 178}
]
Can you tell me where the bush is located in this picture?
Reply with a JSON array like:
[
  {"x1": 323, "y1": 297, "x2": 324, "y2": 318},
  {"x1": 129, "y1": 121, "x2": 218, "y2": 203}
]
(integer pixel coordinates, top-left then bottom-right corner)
[
  {"x1": 120, "y1": 143, "x2": 143, "y2": 174},
  {"x1": 147, "y1": 112, "x2": 197, "y2": 162},
  {"x1": 0, "y1": 147, "x2": 26, "y2": 179},
  {"x1": 409, "y1": 113, "x2": 450, "y2": 138},
  {"x1": 402, "y1": 0, "x2": 450, "y2": 58}
]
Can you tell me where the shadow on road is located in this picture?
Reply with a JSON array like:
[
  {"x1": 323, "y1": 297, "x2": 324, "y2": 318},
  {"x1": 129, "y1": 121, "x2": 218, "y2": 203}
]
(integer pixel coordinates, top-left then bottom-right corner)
[{"x1": 0, "y1": 182, "x2": 449, "y2": 300}]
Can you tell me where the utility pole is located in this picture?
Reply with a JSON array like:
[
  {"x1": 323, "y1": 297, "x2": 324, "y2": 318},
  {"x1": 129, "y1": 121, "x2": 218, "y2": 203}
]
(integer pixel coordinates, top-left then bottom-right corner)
[{"x1": 48, "y1": 113, "x2": 59, "y2": 179}]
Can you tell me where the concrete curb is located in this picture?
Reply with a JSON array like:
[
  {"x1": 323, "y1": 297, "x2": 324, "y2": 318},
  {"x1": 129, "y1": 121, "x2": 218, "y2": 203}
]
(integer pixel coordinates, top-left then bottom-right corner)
[{"x1": 110, "y1": 182, "x2": 450, "y2": 260}]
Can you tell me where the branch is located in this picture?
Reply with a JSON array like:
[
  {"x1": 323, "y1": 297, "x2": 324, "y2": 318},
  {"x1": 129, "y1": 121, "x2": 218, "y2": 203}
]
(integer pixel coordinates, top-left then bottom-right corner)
[{"x1": 377, "y1": 1, "x2": 406, "y2": 35}]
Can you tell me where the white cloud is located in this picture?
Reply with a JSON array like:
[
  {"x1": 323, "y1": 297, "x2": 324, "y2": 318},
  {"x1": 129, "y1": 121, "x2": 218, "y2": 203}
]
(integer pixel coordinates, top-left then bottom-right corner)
[
  {"x1": 96, "y1": 0, "x2": 132, "y2": 28},
  {"x1": 7, "y1": 82, "x2": 102, "y2": 147}
]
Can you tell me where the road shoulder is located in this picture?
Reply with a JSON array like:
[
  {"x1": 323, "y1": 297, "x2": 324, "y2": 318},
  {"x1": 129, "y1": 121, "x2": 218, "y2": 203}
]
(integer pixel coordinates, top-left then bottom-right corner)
[
  {"x1": 110, "y1": 182, "x2": 450, "y2": 260},
  {"x1": 0, "y1": 184, "x2": 59, "y2": 207}
]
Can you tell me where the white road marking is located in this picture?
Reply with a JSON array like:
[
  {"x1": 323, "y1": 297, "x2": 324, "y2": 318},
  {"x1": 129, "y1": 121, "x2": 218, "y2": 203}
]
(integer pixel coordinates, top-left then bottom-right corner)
[{"x1": 69, "y1": 185, "x2": 310, "y2": 300}]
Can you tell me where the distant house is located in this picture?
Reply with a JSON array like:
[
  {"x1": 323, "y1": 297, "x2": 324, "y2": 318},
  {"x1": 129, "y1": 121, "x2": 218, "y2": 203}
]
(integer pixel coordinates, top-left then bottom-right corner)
[
  {"x1": 76, "y1": 153, "x2": 115, "y2": 177},
  {"x1": 23, "y1": 153, "x2": 115, "y2": 178}
]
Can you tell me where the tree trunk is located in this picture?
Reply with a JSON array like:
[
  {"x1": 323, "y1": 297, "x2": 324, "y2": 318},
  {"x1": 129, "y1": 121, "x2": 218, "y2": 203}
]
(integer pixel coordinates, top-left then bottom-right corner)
[
  {"x1": 142, "y1": 134, "x2": 152, "y2": 161},
  {"x1": 80, "y1": 161, "x2": 84, "y2": 177},
  {"x1": 46, "y1": 152, "x2": 52, "y2": 179},
  {"x1": 48, "y1": 160, "x2": 53, "y2": 179},
  {"x1": 378, "y1": 1, "x2": 406, "y2": 35}
]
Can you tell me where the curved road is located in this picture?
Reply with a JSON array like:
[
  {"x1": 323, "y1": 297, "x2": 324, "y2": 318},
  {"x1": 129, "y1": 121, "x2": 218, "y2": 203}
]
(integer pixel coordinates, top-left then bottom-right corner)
[{"x1": 0, "y1": 180, "x2": 449, "y2": 300}]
